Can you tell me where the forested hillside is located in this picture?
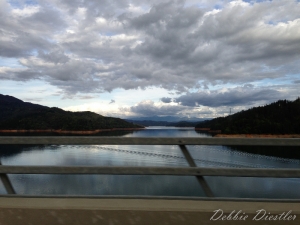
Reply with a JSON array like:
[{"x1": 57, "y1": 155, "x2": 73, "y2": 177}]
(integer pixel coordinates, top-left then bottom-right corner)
[
  {"x1": 0, "y1": 94, "x2": 143, "y2": 130},
  {"x1": 195, "y1": 98, "x2": 300, "y2": 134}
]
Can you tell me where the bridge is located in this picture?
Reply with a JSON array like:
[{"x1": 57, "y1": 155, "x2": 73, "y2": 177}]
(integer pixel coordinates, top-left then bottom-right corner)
[{"x1": 0, "y1": 137, "x2": 300, "y2": 224}]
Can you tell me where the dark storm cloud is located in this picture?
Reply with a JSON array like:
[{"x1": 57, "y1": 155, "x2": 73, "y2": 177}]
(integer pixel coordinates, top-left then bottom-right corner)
[
  {"x1": 174, "y1": 85, "x2": 287, "y2": 107},
  {"x1": 161, "y1": 97, "x2": 173, "y2": 103},
  {"x1": 130, "y1": 100, "x2": 185, "y2": 117},
  {"x1": 127, "y1": 99, "x2": 216, "y2": 118},
  {"x1": 38, "y1": 50, "x2": 69, "y2": 64}
]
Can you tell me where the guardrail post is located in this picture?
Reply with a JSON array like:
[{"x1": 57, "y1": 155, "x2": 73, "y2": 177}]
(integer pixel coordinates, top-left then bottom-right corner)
[
  {"x1": 0, "y1": 160, "x2": 16, "y2": 194},
  {"x1": 179, "y1": 145, "x2": 214, "y2": 197}
]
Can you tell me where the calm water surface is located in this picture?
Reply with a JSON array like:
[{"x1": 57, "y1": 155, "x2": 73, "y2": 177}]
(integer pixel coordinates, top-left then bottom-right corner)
[{"x1": 1, "y1": 127, "x2": 300, "y2": 199}]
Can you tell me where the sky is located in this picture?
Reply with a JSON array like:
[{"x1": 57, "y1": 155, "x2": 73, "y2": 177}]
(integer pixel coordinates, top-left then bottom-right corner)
[{"x1": 0, "y1": 0, "x2": 300, "y2": 120}]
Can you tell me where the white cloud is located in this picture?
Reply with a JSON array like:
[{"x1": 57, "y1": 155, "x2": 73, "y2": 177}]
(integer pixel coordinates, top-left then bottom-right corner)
[
  {"x1": 12, "y1": 5, "x2": 40, "y2": 17},
  {"x1": 1, "y1": 0, "x2": 300, "y2": 118}
]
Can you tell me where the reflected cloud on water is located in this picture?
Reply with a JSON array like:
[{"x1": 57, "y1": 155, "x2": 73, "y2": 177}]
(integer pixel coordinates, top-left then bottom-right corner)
[{"x1": 0, "y1": 128, "x2": 300, "y2": 198}]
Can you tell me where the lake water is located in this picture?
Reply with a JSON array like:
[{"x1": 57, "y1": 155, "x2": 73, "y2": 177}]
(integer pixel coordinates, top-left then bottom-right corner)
[{"x1": 1, "y1": 127, "x2": 300, "y2": 199}]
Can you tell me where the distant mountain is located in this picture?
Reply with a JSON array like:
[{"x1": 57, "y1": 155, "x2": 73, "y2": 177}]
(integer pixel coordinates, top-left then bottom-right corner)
[
  {"x1": 195, "y1": 98, "x2": 300, "y2": 134},
  {"x1": 124, "y1": 116, "x2": 211, "y2": 122},
  {"x1": 126, "y1": 119, "x2": 200, "y2": 127},
  {"x1": 0, "y1": 94, "x2": 143, "y2": 131},
  {"x1": 170, "y1": 121, "x2": 200, "y2": 127}
]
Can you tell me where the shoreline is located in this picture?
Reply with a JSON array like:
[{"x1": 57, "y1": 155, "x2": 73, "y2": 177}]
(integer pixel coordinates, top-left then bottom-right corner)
[
  {"x1": 195, "y1": 128, "x2": 221, "y2": 133},
  {"x1": 196, "y1": 128, "x2": 300, "y2": 138},
  {"x1": 214, "y1": 134, "x2": 300, "y2": 138},
  {"x1": 0, "y1": 128, "x2": 145, "y2": 134}
]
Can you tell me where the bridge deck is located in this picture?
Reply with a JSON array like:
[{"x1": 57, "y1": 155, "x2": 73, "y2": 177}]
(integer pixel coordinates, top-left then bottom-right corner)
[{"x1": 0, "y1": 197, "x2": 299, "y2": 225}]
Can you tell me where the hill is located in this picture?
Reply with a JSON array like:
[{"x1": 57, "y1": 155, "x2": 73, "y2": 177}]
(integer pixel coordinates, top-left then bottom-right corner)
[
  {"x1": 0, "y1": 94, "x2": 143, "y2": 131},
  {"x1": 195, "y1": 98, "x2": 300, "y2": 134}
]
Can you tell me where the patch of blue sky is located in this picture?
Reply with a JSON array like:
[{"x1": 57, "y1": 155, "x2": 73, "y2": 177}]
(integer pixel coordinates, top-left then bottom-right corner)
[
  {"x1": 194, "y1": 80, "x2": 238, "y2": 91},
  {"x1": 0, "y1": 79, "x2": 66, "y2": 107},
  {"x1": 0, "y1": 57, "x2": 25, "y2": 68},
  {"x1": 242, "y1": 0, "x2": 271, "y2": 4},
  {"x1": 188, "y1": 86, "x2": 202, "y2": 93},
  {"x1": 267, "y1": 20, "x2": 276, "y2": 25},
  {"x1": 283, "y1": 74, "x2": 300, "y2": 83},
  {"x1": 8, "y1": 0, "x2": 38, "y2": 8},
  {"x1": 252, "y1": 75, "x2": 300, "y2": 87},
  {"x1": 190, "y1": 1, "x2": 231, "y2": 10},
  {"x1": 266, "y1": 19, "x2": 291, "y2": 26},
  {"x1": 205, "y1": 83, "x2": 239, "y2": 91},
  {"x1": 30, "y1": 49, "x2": 38, "y2": 56},
  {"x1": 103, "y1": 32, "x2": 118, "y2": 37},
  {"x1": 140, "y1": 4, "x2": 150, "y2": 11},
  {"x1": 44, "y1": 37, "x2": 58, "y2": 44},
  {"x1": 213, "y1": 4, "x2": 222, "y2": 10}
]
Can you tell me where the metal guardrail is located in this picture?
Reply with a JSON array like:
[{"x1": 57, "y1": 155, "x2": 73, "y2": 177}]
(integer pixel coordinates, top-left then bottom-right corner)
[
  {"x1": 0, "y1": 137, "x2": 300, "y2": 197},
  {"x1": 1, "y1": 136, "x2": 300, "y2": 145}
]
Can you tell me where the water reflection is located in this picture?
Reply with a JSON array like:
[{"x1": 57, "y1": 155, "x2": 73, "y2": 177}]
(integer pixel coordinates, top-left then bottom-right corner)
[
  {"x1": 226, "y1": 145, "x2": 300, "y2": 160},
  {"x1": 0, "y1": 127, "x2": 300, "y2": 198},
  {"x1": 0, "y1": 145, "x2": 57, "y2": 158},
  {"x1": 7, "y1": 174, "x2": 205, "y2": 196}
]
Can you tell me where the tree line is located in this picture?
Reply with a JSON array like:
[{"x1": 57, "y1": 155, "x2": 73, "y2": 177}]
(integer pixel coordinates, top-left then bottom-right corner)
[{"x1": 195, "y1": 98, "x2": 300, "y2": 134}]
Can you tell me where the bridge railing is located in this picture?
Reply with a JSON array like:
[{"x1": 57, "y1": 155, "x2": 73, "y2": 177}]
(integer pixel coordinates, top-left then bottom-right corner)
[{"x1": 0, "y1": 137, "x2": 300, "y2": 198}]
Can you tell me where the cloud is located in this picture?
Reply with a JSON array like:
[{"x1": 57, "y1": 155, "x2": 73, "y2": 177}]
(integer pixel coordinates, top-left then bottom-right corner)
[
  {"x1": 130, "y1": 100, "x2": 184, "y2": 117},
  {"x1": 126, "y1": 99, "x2": 217, "y2": 118},
  {"x1": 38, "y1": 50, "x2": 69, "y2": 64},
  {"x1": 173, "y1": 84, "x2": 296, "y2": 107},
  {"x1": 23, "y1": 97, "x2": 43, "y2": 102},
  {"x1": 160, "y1": 97, "x2": 172, "y2": 103},
  {"x1": 109, "y1": 99, "x2": 115, "y2": 104},
  {"x1": 0, "y1": 0, "x2": 299, "y2": 98},
  {"x1": 78, "y1": 95, "x2": 96, "y2": 100}
]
